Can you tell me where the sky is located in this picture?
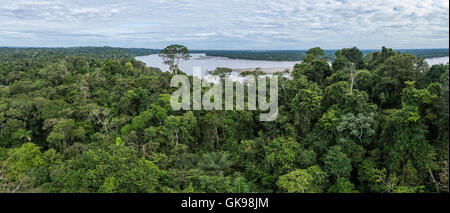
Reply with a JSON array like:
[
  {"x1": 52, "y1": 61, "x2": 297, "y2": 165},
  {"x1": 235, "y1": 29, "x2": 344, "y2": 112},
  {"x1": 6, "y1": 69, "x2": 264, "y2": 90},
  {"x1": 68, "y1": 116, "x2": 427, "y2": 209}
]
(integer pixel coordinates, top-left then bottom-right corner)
[{"x1": 0, "y1": 0, "x2": 448, "y2": 50}]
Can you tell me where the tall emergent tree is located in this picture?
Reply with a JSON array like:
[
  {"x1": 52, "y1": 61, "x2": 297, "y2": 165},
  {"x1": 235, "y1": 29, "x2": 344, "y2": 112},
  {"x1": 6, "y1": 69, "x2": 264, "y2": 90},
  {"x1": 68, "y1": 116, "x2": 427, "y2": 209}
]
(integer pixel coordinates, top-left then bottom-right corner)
[{"x1": 159, "y1": 45, "x2": 191, "y2": 75}]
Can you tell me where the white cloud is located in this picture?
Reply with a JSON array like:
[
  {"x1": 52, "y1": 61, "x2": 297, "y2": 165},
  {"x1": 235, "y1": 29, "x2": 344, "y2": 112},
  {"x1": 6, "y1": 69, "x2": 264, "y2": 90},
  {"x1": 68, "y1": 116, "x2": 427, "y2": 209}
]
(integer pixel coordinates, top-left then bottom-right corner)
[{"x1": 0, "y1": 0, "x2": 448, "y2": 49}]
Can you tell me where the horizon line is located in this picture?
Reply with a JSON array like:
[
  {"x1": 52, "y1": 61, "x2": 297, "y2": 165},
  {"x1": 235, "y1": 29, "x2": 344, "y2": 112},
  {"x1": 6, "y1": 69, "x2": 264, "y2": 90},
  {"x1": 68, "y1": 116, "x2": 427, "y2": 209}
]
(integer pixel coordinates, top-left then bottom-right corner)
[{"x1": 1, "y1": 46, "x2": 449, "y2": 52}]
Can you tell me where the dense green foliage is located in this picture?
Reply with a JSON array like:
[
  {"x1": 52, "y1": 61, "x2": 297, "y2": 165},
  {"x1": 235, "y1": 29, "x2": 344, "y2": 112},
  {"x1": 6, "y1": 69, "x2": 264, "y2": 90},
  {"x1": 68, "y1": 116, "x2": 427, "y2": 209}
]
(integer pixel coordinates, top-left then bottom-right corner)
[{"x1": 0, "y1": 46, "x2": 448, "y2": 193}]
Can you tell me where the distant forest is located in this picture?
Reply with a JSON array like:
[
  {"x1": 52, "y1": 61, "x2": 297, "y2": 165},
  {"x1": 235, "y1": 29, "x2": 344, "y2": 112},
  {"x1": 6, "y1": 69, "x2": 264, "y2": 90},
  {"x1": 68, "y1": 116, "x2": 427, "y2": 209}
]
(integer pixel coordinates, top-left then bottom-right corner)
[
  {"x1": 200, "y1": 49, "x2": 449, "y2": 61},
  {"x1": 3, "y1": 47, "x2": 448, "y2": 62},
  {"x1": 0, "y1": 47, "x2": 154, "y2": 61}
]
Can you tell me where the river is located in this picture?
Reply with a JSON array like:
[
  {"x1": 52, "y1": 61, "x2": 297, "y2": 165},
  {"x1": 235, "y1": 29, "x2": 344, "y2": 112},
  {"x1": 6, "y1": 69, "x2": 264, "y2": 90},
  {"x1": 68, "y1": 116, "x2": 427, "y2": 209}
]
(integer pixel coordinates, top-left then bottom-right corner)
[{"x1": 136, "y1": 53, "x2": 449, "y2": 76}]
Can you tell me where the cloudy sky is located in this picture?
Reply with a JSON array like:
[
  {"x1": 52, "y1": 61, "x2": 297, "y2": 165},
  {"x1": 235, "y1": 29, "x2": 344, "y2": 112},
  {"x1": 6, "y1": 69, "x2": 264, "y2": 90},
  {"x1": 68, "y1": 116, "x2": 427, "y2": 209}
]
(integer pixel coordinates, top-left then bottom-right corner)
[{"x1": 0, "y1": 0, "x2": 448, "y2": 49}]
